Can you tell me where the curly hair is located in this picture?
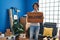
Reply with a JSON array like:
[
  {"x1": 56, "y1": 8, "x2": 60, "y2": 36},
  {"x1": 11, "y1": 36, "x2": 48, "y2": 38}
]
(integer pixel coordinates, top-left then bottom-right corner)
[{"x1": 33, "y1": 3, "x2": 39, "y2": 9}]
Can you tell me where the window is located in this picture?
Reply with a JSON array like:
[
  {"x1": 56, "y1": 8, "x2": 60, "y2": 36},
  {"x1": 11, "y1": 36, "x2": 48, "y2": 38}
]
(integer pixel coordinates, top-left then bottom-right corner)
[{"x1": 39, "y1": 0, "x2": 60, "y2": 27}]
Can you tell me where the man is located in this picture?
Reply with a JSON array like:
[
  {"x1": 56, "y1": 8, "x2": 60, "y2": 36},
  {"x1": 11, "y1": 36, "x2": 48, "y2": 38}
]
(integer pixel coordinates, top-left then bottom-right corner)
[{"x1": 29, "y1": 3, "x2": 40, "y2": 40}]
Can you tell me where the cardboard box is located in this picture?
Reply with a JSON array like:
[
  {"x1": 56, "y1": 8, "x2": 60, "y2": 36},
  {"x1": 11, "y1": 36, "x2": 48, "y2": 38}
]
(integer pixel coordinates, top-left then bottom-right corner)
[
  {"x1": 27, "y1": 12, "x2": 43, "y2": 23},
  {"x1": 0, "y1": 37, "x2": 6, "y2": 40}
]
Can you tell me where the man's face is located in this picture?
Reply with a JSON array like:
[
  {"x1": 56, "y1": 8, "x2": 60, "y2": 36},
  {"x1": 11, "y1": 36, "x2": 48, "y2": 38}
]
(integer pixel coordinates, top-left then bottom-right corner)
[{"x1": 34, "y1": 4, "x2": 38, "y2": 10}]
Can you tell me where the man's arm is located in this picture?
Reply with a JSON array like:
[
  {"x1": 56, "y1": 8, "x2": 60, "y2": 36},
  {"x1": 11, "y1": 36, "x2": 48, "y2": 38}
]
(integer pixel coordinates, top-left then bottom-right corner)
[{"x1": 26, "y1": 16, "x2": 31, "y2": 31}]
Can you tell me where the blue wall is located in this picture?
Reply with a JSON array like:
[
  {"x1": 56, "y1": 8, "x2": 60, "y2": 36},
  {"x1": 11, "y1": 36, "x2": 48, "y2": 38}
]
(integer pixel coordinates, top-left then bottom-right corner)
[
  {"x1": 0, "y1": 0, "x2": 38, "y2": 33},
  {"x1": 0, "y1": 0, "x2": 27, "y2": 33},
  {"x1": 26, "y1": 0, "x2": 38, "y2": 12}
]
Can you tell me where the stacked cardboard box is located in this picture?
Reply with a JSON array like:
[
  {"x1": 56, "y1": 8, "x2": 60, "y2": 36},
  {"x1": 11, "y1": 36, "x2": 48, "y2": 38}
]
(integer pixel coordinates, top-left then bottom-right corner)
[
  {"x1": 0, "y1": 37, "x2": 6, "y2": 40},
  {"x1": 5, "y1": 29, "x2": 12, "y2": 36}
]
